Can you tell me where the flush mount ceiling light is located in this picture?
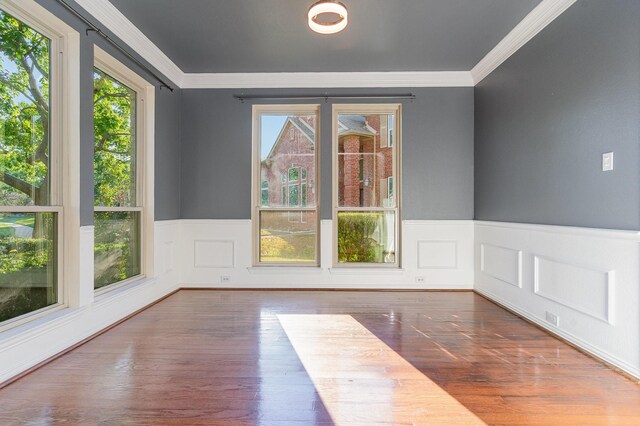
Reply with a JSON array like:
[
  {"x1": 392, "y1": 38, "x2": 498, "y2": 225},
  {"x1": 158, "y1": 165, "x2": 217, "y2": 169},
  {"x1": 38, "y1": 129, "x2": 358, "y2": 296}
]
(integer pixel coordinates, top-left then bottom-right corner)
[{"x1": 308, "y1": 1, "x2": 348, "y2": 35}]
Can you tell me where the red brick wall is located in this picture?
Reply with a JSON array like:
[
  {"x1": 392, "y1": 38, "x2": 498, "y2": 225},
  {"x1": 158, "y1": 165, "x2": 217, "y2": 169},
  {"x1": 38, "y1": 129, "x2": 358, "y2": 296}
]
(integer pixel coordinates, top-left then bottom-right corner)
[
  {"x1": 261, "y1": 120, "x2": 316, "y2": 208},
  {"x1": 338, "y1": 114, "x2": 395, "y2": 208}
]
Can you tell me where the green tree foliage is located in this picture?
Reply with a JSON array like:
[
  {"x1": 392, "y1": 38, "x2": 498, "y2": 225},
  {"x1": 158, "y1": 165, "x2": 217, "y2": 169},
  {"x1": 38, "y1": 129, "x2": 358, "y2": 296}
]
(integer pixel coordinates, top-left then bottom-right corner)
[
  {"x1": 0, "y1": 10, "x2": 50, "y2": 207},
  {"x1": 94, "y1": 211, "x2": 140, "y2": 289},
  {"x1": 1, "y1": 11, "x2": 140, "y2": 319},
  {"x1": 1, "y1": 11, "x2": 137, "y2": 208},
  {"x1": 93, "y1": 68, "x2": 136, "y2": 207}
]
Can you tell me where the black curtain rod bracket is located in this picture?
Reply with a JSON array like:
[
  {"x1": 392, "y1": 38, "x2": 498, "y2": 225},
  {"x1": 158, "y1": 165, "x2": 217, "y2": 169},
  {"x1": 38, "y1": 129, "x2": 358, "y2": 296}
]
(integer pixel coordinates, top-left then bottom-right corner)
[{"x1": 55, "y1": 0, "x2": 174, "y2": 92}]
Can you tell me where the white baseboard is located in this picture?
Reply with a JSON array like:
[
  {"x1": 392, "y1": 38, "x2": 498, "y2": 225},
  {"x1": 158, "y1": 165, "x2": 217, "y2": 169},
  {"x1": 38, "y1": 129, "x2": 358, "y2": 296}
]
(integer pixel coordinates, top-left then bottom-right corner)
[
  {"x1": 178, "y1": 219, "x2": 475, "y2": 290},
  {"x1": 474, "y1": 220, "x2": 640, "y2": 379}
]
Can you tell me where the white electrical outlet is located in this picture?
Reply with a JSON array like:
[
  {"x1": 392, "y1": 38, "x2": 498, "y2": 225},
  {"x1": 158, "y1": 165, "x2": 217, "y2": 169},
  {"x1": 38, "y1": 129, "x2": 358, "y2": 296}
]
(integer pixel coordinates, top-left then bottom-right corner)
[
  {"x1": 415, "y1": 276, "x2": 425, "y2": 284},
  {"x1": 545, "y1": 311, "x2": 560, "y2": 327},
  {"x1": 602, "y1": 152, "x2": 614, "y2": 171},
  {"x1": 220, "y1": 275, "x2": 231, "y2": 283}
]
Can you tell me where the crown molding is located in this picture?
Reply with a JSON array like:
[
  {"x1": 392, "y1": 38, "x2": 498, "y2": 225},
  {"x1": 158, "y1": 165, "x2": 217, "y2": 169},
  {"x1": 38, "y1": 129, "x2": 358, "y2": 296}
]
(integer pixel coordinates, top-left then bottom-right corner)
[
  {"x1": 471, "y1": 0, "x2": 577, "y2": 84},
  {"x1": 181, "y1": 71, "x2": 474, "y2": 89},
  {"x1": 73, "y1": 0, "x2": 183, "y2": 86},
  {"x1": 73, "y1": 0, "x2": 576, "y2": 89}
]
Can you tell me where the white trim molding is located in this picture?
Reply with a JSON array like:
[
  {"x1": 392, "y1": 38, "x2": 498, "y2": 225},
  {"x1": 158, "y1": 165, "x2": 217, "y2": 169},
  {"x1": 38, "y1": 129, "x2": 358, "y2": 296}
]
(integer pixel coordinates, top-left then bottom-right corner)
[
  {"x1": 73, "y1": 0, "x2": 183, "y2": 86},
  {"x1": 471, "y1": 0, "x2": 577, "y2": 84},
  {"x1": 69, "y1": 0, "x2": 576, "y2": 89},
  {"x1": 182, "y1": 71, "x2": 474, "y2": 89}
]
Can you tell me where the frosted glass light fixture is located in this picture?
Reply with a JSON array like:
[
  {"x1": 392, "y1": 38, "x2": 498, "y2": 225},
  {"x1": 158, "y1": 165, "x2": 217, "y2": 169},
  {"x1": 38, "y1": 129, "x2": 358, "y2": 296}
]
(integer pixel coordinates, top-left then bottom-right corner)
[{"x1": 308, "y1": 1, "x2": 348, "y2": 34}]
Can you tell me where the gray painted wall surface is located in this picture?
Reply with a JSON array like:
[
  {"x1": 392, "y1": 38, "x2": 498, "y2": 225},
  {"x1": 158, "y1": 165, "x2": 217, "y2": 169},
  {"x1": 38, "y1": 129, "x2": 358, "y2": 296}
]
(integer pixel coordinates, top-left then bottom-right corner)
[
  {"x1": 34, "y1": 0, "x2": 182, "y2": 224},
  {"x1": 180, "y1": 88, "x2": 474, "y2": 220},
  {"x1": 475, "y1": 0, "x2": 640, "y2": 230}
]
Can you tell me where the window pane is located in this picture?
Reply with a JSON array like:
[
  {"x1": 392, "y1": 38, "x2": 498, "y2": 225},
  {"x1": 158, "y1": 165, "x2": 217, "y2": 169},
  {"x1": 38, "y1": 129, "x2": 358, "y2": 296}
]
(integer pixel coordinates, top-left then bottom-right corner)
[
  {"x1": 301, "y1": 183, "x2": 307, "y2": 207},
  {"x1": 260, "y1": 114, "x2": 316, "y2": 208},
  {"x1": 288, "y1": 184, "x2": 299, "y2": 207},
  {"x1": 0, "y1": 11, "x2": 51, "y2": 206},
  {"x1": 94, "y1": 211, "x2": 141, "y2": 289},
  {"x1": 337, "y1": 211, "x2": 395, "y2": 264},
  {"x1": 0, "y1": 212, "x2": 57, "y2": 323},
  {"x1": 259, "y1": 211, "x2": 316, "y2": 263},
  {"x1": 93, "y1": 68, "x2": 137, "y2": 207},
  {"x1": 337, "y1": 114, "x2": 395, "y2": 208}
]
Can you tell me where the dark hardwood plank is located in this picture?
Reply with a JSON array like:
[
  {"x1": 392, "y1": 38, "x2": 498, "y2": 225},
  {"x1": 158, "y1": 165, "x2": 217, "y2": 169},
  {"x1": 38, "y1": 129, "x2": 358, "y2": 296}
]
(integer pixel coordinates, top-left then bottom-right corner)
[{"x1": 0, "y1": 290, "x2": 638, "y2": 425}]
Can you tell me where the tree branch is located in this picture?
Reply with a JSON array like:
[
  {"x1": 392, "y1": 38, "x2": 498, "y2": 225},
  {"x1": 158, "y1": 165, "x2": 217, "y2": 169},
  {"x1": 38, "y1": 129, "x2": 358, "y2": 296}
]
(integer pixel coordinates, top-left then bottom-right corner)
[
  {"x1": 0, "y1": 172, "x2": 34, "y2": 197},
  {"x1": 18, "y1": 55, "x2": 48, "y2": 114},
  {"x1": 0, "y1": 72, "x2": 38, "y2": 105},
  {"x1": 94, "y1": 93, "x2": 130, "y2": 104}
]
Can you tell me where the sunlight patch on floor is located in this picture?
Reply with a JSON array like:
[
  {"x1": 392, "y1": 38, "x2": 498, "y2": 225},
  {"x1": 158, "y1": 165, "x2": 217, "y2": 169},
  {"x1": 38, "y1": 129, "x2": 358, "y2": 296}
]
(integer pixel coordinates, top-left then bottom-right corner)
[{"x1": 277, "y1": 314, "x2": 485, "y2": 425}]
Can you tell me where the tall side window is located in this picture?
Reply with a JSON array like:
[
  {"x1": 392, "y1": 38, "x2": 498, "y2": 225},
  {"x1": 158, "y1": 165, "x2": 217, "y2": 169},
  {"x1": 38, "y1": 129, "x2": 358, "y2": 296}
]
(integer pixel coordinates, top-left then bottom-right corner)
[
  {"x1": 253, "y1": 105, "x2": 320, "y2": 265},
  {"x1": 0, "y1": 8, "x2": 61, "y2": 324},
  {"x1": 333, "y1": 105, "x2": 401, "y2": 267},
  {"x1": 93, "y1": 49, "x2": 152, "y2": 291}
]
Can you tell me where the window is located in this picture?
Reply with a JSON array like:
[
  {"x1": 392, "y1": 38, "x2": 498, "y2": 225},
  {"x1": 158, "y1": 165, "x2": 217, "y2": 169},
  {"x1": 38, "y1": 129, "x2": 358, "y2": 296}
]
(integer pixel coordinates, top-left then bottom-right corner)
[
  {"x1": 0, "y1": 4, "x2": 74, "y2": 326},
  {"x1": 253, "y1": 105, "x2": 319, "y2": 265},
  {"x1": 334, "y1": 105, "x2": 400, "y2": 266},
  {"x1": 288, "y1": 167, "x2": 299, "y2": 182},
  {"x1": 260, "y1": 181, "x2": 269, "y2": 206},
  {"x1": 93, "y1": 47, "x2": 153, "y2": 291}
]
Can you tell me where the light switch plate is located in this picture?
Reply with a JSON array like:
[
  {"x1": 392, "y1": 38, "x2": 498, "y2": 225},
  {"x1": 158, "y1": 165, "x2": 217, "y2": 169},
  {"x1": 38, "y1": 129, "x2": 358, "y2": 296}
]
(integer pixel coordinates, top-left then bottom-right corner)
[{"x1": 602, "y1": 152, "x2": 614, "y2": 171}]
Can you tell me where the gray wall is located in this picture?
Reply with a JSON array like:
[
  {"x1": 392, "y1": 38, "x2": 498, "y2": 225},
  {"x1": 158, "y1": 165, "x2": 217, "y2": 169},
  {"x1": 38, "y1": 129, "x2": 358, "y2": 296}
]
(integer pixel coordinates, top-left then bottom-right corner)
[
  {"x1": 475, "y1": 0, "x2": 640, "y2": 230},
  {"x1": 180, "y1": 88, "x2": 474, "y2": 220},
  {"x1": 34, "y1": 0, "x2": 182, "y2": 224}
]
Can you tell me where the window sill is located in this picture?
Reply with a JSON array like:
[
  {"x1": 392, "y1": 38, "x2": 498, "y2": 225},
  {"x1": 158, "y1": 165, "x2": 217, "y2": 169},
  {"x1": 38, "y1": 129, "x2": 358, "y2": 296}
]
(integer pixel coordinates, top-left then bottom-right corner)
[
  {"x1": 93, "y1": 275, "x2": 155, "y2": 306},
  {"x1": 247, "y1": 266, "x2": 323, "y2": 275},
  {"x1": 0, "y1": 305, "x2": 83, "y2": 351}
]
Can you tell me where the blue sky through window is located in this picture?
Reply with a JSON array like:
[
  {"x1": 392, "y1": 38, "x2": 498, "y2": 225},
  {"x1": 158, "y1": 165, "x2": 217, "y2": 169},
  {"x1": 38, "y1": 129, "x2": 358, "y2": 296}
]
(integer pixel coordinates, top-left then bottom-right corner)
[{"x1": 260, "y1": 115, "x2": 287, "y2": 159}]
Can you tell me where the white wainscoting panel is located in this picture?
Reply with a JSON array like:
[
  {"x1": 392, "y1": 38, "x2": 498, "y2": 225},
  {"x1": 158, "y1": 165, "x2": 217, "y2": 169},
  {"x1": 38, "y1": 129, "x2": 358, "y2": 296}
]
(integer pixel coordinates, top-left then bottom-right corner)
[
  {"x1": 480, "y1": 243, "x2": 523, "y2": 287},
  {"x1": 179, "y1": 219, "x2": 474, "y2": 289},
  {"x1": 417, "y1": 241, "x2": 457, "y2": 269},
  {"x1": 475, "y1": 221, "x2": 640, "y2": 379},
  {"x1": 194, "y1": 240, "x2": 234, "y2": 268},
  {"x1": 0, "y1": 220, "x2": 180, "y2": 385},
  {"x1": 534, "y1": 255, "x2": 614, "y2": 324}
]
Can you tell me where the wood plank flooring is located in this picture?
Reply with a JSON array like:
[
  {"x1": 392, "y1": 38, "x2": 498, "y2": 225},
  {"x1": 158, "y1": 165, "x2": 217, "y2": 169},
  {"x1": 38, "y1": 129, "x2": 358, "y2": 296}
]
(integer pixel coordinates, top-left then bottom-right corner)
[{"x1": 0, "y1": 290, "x2": 639, "y2": 425}]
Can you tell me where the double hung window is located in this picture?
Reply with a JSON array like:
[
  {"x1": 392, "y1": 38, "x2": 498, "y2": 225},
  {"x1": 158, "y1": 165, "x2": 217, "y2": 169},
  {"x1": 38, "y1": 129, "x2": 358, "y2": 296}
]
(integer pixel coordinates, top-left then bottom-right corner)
[{"x1": 253, "y1": 106, "x2": 320, "y2": 265}]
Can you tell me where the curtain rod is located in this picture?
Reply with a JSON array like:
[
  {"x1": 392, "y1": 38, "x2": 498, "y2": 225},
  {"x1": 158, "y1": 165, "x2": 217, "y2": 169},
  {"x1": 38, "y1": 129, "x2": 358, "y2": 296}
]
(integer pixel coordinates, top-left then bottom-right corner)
[
  {"x1": 54, "y1": 0, "x2": 174, "y2": 91},
  {"x1": 233, "y1": 93, "x2": 416, "y2": 103}
]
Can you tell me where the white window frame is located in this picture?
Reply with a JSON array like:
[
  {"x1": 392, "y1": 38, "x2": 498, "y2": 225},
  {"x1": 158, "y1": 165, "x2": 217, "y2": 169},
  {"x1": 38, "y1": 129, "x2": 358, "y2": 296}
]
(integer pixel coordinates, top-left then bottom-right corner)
[
  {"x1": 93, "y1": 46, "x2": 154, "y2": 295},
  {"x1": 0, "y1": 0, "x2": 80, "y2": 331},
  {"x1": 332, "y1": 104, "x2": 402, "y2": 268},
  {"x1": 252, "y1": 105, "x2": 320, "y2": 267}
]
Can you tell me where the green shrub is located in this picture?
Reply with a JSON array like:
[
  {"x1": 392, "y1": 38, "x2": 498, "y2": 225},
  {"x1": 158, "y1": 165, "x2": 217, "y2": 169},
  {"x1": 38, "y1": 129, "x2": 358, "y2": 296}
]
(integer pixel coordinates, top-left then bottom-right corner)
[
  {"x1": 337, "y1": 212, "x2": 383, "y2": 263},
  {"x1": 0, "y1": 236, "x2": 51, "y2": 274},
  {"x1": 0, "y1": 286, "x2": 49, "y2": 323},
  {"x1": 94, "y1": 241, "x2": 132, "y2": 287}
]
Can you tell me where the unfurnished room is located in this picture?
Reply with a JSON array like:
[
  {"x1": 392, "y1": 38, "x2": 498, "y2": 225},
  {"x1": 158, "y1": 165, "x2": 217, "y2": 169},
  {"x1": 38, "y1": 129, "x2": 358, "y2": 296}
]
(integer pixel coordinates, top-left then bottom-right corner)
[{"x1": 0, "y1": 0, "x2": 639, "y2": 424}]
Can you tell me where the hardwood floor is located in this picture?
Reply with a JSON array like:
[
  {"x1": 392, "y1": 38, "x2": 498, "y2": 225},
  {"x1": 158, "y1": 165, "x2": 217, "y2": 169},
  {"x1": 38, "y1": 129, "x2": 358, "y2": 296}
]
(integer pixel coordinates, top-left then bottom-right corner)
[{"x1": 0, "y1": 290, "x2": 638, "y2": 425}]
